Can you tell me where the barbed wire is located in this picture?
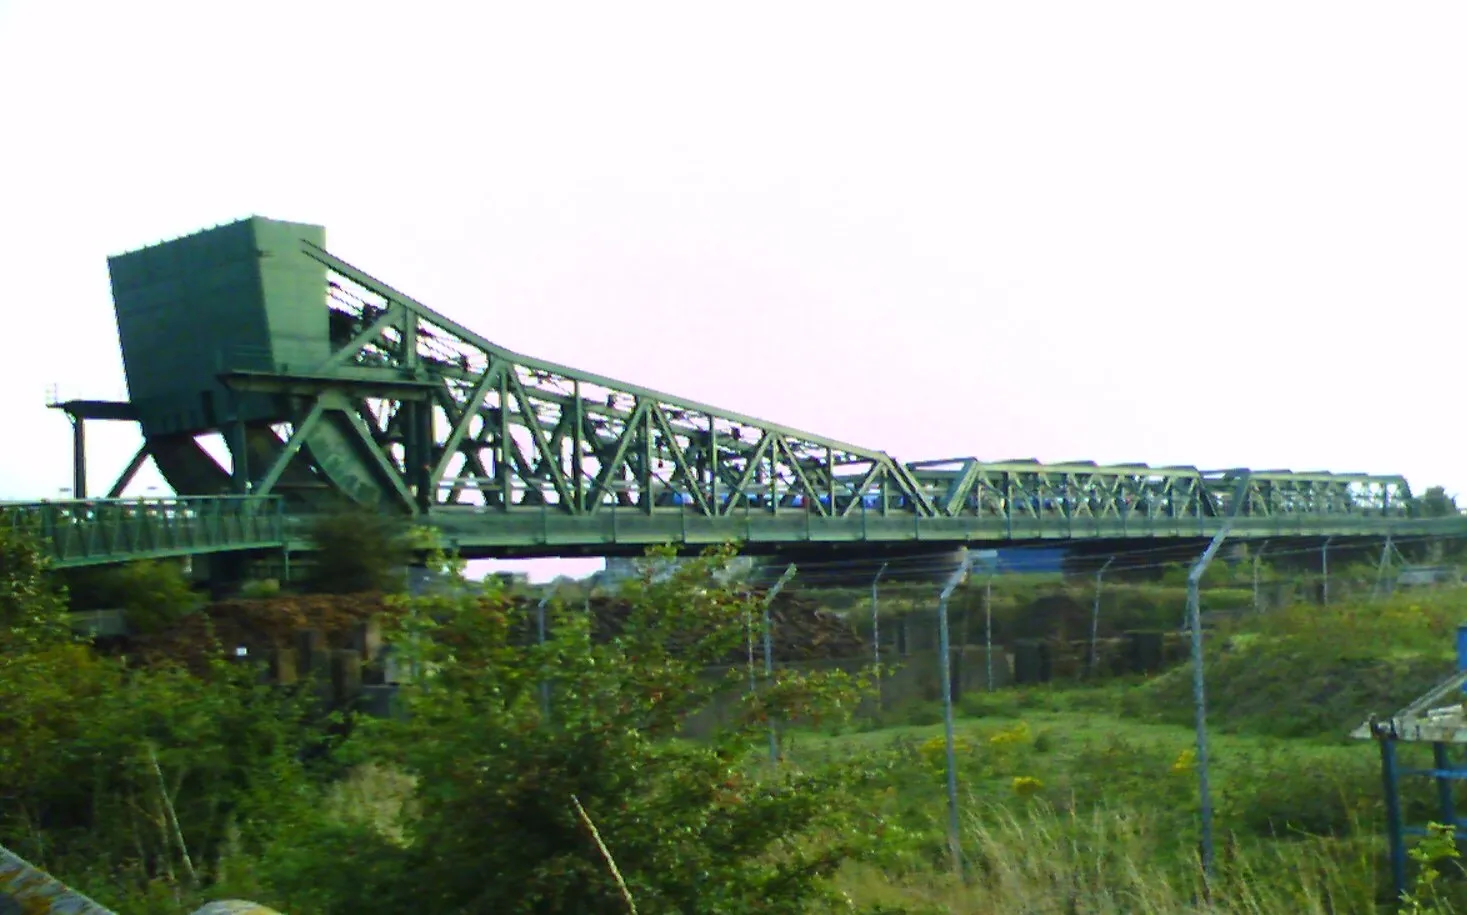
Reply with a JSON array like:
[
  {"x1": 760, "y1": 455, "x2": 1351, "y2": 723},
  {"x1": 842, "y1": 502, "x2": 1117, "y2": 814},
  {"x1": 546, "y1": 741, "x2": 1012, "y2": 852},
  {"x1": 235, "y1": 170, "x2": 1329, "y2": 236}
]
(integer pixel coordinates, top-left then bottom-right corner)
[{"x1": 591, "y1": 528, "x2": 1463, "y2": 590}]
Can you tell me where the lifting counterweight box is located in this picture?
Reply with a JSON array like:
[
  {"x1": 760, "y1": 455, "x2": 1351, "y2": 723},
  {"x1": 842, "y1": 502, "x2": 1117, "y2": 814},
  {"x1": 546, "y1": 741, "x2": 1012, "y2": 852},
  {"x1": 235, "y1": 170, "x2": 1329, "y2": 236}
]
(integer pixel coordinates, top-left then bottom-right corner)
[{"x1": 107, "y1": 217, "x2": 329, "y2": 436}]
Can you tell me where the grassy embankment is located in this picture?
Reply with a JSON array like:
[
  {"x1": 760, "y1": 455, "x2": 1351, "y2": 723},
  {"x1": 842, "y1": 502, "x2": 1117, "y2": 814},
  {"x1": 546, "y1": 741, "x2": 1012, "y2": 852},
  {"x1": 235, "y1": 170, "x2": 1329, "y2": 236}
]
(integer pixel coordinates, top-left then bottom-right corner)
[
  {"x1": 805, "y1": 584, "x2": 1467, "y2": 913},
  {"x1": 314, "y1": 577, "x2": 1467, "y2": 913}
]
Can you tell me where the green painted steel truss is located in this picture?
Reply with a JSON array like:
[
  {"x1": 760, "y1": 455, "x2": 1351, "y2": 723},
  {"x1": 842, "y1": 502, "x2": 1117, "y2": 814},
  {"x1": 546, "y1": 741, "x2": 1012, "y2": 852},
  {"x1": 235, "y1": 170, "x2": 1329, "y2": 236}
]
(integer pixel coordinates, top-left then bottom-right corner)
[
  {"x1": 39, "y1": 235, "x2": 1457, "y2": 566},
  {"x1": 225, "y1": 244, "x2": 1425, "y2": 551}
]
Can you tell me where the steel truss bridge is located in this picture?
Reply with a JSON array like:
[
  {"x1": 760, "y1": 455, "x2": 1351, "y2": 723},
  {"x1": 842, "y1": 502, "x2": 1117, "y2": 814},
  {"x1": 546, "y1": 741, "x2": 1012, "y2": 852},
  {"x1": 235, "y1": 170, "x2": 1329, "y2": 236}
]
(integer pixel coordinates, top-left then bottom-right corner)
[{"x1": 9, "y1": 217, "x2": 1462, "y2": 570}]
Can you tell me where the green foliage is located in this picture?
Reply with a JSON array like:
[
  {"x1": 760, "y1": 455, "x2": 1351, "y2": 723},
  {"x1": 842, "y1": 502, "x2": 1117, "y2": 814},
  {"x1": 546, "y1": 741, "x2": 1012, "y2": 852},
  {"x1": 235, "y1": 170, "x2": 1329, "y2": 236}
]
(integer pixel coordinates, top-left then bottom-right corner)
[
  {"x1": 1124, "y1": 589, "x2": 1462, "y2": 738},
  {"x1": 1410, "y1": 486, "x2": 1460, "y2": 519},
  {"x1": 0, "y1": 525, "x2": 331, "y2": 913},
  {"x1": 296, "y1": 544, "x2": 888, "y2": 914},
  {"x1": 1158, "y1": 559, "x2": 1237, "y2": 589},
  {"x1": 239, "y1": 578, "x2": 282, "y2": 599},
  {"x1": 12, "y1": 505, "x2": 1467, "y2": 914},
  {"x1": 60, "y1": 559, "x2": 201, "y2": 633},
  {"x1": 1401, "y1": 822, "x2": 1460, "y2": 914},
  {"x1": 113, "y1": 560, "x2": 201, "y2": 634},
  {"x1": 0, "y1": 523, "x2": 71, "y2": 652},
  {"x1": 302, "y1": 507, "x2": 414, "y2": 594}
]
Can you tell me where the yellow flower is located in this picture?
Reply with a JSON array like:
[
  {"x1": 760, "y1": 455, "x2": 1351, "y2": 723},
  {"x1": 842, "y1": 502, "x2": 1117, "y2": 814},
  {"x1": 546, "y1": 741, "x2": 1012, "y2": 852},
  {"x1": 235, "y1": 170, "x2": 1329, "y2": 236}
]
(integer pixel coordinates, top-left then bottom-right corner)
[
  {"x1": 1012, "y1": 775, "x2": 1044, "y2": 797},
  {"x1": 989, "y1": 722, "x2": 1031, "y2": 748},
  {"x1": 1171, "y1": 748, "x2": 1196, "y2": 775}
]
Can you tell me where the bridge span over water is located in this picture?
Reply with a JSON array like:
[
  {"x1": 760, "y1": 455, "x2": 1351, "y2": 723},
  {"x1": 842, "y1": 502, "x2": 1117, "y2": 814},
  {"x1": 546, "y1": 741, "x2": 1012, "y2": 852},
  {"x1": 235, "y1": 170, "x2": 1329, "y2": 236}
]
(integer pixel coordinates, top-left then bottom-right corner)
[{"x1": 11, "y1": 217, "x2": 1460, "y2": 570}]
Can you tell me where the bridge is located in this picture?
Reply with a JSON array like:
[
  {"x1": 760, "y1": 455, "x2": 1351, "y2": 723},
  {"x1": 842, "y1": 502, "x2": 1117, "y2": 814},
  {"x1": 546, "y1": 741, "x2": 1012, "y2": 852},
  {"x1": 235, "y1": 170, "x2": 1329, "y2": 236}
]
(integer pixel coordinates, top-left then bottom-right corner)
[{"x1": 9, "y1": 216, "x2": 1461, "y2": 570}]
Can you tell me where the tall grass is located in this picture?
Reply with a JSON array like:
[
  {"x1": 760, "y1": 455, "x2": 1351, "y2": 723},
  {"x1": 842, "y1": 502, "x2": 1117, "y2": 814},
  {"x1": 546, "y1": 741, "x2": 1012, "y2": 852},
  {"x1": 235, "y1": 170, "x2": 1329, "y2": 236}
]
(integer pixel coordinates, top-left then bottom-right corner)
[{"x1": 834, "y1": 801, "x2": 1380, "y2": 914}]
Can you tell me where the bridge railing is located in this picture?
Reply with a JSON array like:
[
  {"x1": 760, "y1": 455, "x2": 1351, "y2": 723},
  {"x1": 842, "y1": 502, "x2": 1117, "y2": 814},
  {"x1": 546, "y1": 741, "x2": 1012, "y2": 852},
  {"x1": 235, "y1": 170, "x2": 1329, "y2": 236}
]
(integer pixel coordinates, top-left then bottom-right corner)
[{"x1": 0, "y1": 496, "x2": 288, "y2": 567}]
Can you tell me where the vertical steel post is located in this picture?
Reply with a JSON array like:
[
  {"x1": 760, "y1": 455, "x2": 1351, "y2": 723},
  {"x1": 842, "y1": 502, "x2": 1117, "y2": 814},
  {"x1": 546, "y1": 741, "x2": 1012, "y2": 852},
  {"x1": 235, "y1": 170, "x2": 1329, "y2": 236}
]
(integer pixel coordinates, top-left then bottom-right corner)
[
  {"x1": 937, "y1": 551, "x2": 972, "y2": 879},
  {"x1": 763, "y1": 564, "x2": 797, "y2": 764},
  {"x1": 536, "y1": 584, "x2": 559, "y2": 721},
  {"x1": 1188, "y1": 524, "x2": 1232, "y2": 882},
  {"x1": 985, "y1": 573, "x2": 995, "y2": 692},
  {"x1": 1456, "y1": 624, "x2": 1467, "y2": 694},
  {"x1": 1088, "y1": 557, "x2": 1114, "y2": 675},
  {"x1": 1433, "y1": 742, "x2": 1456, "y2": 831},
  {"x1": 1382, "y1": 737, "x2": 1407, "y2": 902},
  {"x1": 71, "y1": 416, "x2": 87, "y2": 499},
  {"x1": 1374, "y1": 534, "x2": 1394, "y2": 599},
  {"x1": 1321, "y1": 536, "x2": 1333, "y2": 605},
  {"x1": 871, "y1": 562, "x2": 889, "y2": 708},
  {"x1": 1252, "y1": 541, "x2": 1269, "y2": 612},
  {"x1": 745, "y1": 603, "x2": 758, "y2": 693}
]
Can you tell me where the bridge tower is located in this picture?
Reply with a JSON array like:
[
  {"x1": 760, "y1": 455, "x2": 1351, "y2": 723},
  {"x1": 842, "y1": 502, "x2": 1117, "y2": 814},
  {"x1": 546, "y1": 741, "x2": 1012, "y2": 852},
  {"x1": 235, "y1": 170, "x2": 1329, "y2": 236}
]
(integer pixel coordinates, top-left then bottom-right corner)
[{"x1": 57, "y1": 217, "x2": 428, "y2": 513}]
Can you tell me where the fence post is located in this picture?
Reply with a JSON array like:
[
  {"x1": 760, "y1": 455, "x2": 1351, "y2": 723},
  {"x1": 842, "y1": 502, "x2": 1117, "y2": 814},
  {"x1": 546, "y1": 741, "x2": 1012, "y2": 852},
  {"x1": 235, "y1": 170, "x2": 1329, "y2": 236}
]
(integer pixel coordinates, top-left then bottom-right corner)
[
  {"x1": 537, "y1": 582, "x2": 560, "y2": 721},
  {"x1": 763, "y1": 564, "x2": 797, "y2": 764},
  {"x1": 1188, "y1": 523, "x2": 1232, "y2": 885},
  {"x1": 1088, "y1": 557, "x2": 1114, "y2": 676},
  {"x1": 937, "y1": 550, "x2": 972, "y2": 880},
  {"x1": 1374, "y1": 534, "x2": 1394, "y2": 599},
  {"x1": 1321, "y1": 536, "x2": 1334, "y2": 605},
  {"x1": 985, "y1": 573, "x2": 995, "y2": 691},
  {"x1": 871, "y1": 562, "x2": 889, "y2": 708},
  {"x1": 1252, "y1": 541, "x2": 1269, "y2": 612}
]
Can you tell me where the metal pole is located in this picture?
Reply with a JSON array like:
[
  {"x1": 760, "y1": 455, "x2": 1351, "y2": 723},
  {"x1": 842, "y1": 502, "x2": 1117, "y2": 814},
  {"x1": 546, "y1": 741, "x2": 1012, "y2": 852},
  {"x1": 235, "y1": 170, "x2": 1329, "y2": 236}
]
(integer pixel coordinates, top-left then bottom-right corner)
[
  {"x1": 871, "y1": 561, "x2": 889, "y2": 708},
  {"x1": 937, "y1": 550, "x2": 972, "y2": 880},
  {"x1": 1252, "y1": 541, "x2": 1268, "y2": 612},
  {"x1": 985, "y1": 574, "x2": 995, "y2": 692},
  {"x1": 1381, "y1": 737, "x2": 1407, "y2": 901},
  {"x1": 745, "y1": 595, "x2": 758, "y2": 694},
  {"x1": 1321, "y1": 536, "x2": 1333, "y2": 605},
  {"x1": 71, "y1": 416, "x2": 87, "y2": 499},
  {"x1": 1088, "y1": 557, "x2": 1114, "y2": 676},
  {"x1": 1374, "y1": 534, "x2": 1394, "y2": 599},
  {"x1": 537, "y1": 582, "x2": 560, "y2": 722},
  {"x1": 763, "y1": 564, "x2": 797, "y2": 764},
  {"x1": 1188, "y1": 523, "x2": 1232, "y2": 883}
]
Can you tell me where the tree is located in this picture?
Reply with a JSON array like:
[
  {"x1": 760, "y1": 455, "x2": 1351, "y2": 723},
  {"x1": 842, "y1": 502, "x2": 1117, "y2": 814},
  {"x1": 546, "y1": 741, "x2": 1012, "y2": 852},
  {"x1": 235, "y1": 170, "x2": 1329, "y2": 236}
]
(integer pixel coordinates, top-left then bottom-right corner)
[
  {"x1": 0, "y1": 523, "x2": 331, "y2": 913},
  {"x1": 0, "y1": 517, "x2": 71, "y2": 653},
  {"x1": 318, "y1": 545, "x2": 886, "y2": 914},
  {"x1": 1409, "y1": 485, "x2": 1460, "y2": 518},
  {"x1": 301, "y1": 507, "x2": 416, "y2": 594}
]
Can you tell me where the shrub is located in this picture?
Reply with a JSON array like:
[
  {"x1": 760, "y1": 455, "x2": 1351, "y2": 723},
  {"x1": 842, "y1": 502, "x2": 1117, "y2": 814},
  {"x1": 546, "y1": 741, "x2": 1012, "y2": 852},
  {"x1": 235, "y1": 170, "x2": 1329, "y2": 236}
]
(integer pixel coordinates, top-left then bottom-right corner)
[
  {"x1": 316, "y1": 545, "x2": 890, "y2": 914},
  {"x1": 302, "y1": 507, "x2": 414, "y2": 595}
]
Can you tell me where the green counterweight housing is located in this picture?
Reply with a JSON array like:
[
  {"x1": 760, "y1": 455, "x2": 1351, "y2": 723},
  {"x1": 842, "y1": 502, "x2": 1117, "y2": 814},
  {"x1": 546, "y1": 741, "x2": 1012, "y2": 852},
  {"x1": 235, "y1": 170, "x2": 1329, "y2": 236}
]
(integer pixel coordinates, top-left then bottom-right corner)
[{"x1": 107, "y1": 217, "x2": 396, "y2": 508}]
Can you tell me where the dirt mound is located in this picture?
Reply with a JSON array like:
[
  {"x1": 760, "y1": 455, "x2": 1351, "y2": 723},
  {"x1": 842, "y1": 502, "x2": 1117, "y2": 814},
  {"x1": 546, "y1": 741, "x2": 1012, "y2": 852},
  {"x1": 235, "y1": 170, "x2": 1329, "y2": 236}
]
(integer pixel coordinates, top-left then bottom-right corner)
[
  {"x1": 117, "y1": 592, "x2": 395, "y2": 671},
  {"x1": 548, "y1": 590, "x2": 866, "y2": 664},
  {"x1": 115, "y1": 586, "x2": 865, "y2": 673},
  {"x1": 1123, "y1": 637, "x2": 1454, "y2": 738}
]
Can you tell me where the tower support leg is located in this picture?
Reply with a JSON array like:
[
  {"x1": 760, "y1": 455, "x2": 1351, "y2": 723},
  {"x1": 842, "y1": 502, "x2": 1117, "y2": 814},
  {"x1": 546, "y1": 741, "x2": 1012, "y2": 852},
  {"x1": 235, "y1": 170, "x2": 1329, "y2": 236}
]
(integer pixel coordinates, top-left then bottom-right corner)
[{"x1": 71, "y1": 417, "x2": 87, "y2": 498}]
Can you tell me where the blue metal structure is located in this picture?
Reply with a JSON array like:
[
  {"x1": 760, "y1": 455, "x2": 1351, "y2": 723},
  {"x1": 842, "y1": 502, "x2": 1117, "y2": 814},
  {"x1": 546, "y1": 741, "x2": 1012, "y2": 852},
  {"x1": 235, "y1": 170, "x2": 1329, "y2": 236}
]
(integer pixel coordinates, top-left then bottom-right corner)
[{"x1": 1353, "y1": 628, "x2": 1467, "y2": 900}]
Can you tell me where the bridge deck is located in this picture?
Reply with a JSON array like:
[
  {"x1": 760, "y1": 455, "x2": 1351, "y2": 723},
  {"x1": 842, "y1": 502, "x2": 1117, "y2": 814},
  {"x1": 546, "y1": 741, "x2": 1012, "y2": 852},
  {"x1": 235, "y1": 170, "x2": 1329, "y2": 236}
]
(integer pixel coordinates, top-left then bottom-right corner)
[{"x1": 7, "y1": 496, "x2": 1464, "y2": 568}]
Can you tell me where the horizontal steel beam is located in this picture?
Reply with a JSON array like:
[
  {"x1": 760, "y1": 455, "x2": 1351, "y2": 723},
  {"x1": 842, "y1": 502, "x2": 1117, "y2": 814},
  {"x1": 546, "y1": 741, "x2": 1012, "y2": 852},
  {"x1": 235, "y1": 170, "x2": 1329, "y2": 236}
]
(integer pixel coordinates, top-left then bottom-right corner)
[{"x1": 9, "y1": 496, "x2": 1466, "y2": 568}]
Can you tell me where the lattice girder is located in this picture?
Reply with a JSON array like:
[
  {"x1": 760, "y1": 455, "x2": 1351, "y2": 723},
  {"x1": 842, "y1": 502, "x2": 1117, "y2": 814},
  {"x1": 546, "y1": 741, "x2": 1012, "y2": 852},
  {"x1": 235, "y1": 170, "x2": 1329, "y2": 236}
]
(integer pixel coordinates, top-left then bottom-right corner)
[
  {"x1": 292, "y1": 245, "x2": 938, "y2": 521},
  {"x1": 190, "y1": 240, "x2": 1416, "y2": 533},
  {"x1": 905, "y1": 459, "x2": 1409, "y2": 523}
]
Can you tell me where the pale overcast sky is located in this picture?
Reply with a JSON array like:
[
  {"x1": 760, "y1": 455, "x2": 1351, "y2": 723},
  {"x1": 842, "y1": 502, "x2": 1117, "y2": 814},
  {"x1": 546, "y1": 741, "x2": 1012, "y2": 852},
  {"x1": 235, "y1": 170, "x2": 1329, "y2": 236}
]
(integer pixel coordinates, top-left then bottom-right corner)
[{"x1": 2, "y1": 2, "x2": 1464, "y2": 578}]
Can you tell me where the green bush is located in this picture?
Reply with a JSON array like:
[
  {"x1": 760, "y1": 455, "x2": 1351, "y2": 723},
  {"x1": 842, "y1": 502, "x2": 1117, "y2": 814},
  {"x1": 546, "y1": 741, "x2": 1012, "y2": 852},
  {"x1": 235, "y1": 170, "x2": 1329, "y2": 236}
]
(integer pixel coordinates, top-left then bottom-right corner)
[
  {"x1": 289, "y1": 545, "x2": 890, "y2": 914},
  {"x1": 0, "y1": 528, "x2": 326, "y2": 913},
  {"x1": 302, "y1": 507, "x2": 414, "y2": 594}
]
